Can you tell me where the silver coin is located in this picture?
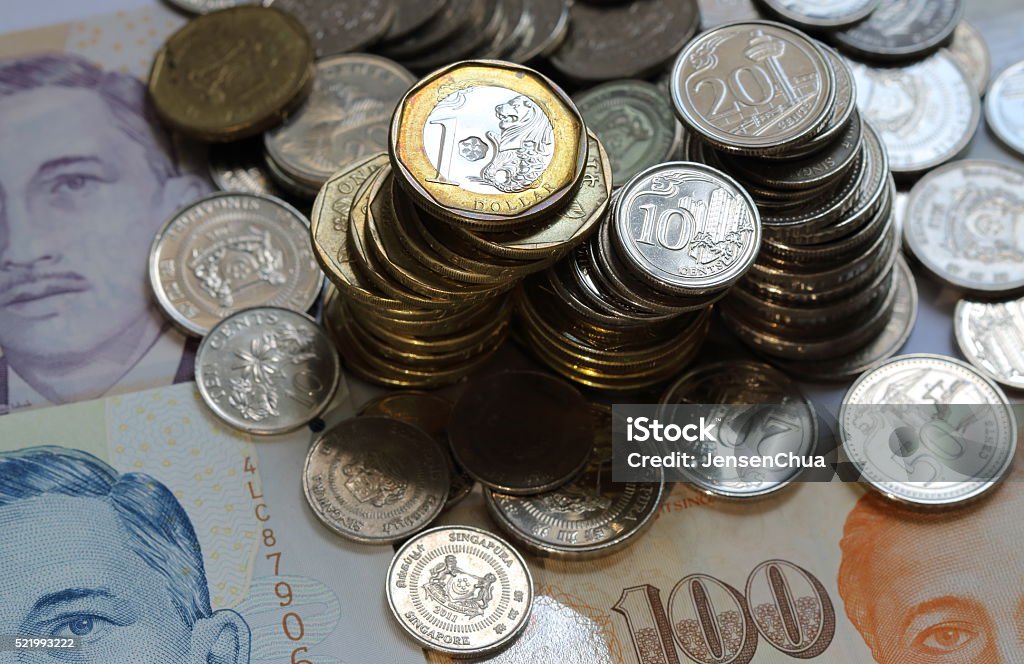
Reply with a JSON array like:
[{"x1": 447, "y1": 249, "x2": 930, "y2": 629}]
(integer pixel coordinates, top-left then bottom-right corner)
[
  {"x1": 849, "y1": 51, "x2": 979, "y2": 177},
  {"x1": 660, "y1": 361, "x2": 818, "y2": 498},
  {"x1": 208, "y1": 141, "x2": 284, "y2": 197},
  {"x1": 357, "y1": 391, "x2": 476, "y2": 509},
  {"x1": 985, "y1": 60, "x2": 1024, "y2": 158},
  {"x1": 265, "y1": 55, "x2": 414, "y2": 190},
  {"x1": 448, "y1": 371, "x2": 594, "y2": 495},
  {"x1": 195, "y1": 307, "x2": 339, "y2": 434},
  {"x1": 832, "y1": 0, "x2": 962, "y2": 63},
  {"x1": 484, "y1": 404, "x2": 664, "y2": 557},
  {"x1": 386, "y1": 525, "x2": 533, "y2": 656},
  {"x1": 163, "y1": 0, "x2": 254, "y2": 14},
  {"x1": 575, "y1": 80, "x2": 683, "y2": 188},
  {"x1": 613, "y1": 162, "x2": 761, "y2": 296},
  {"x1": 148, "y1": 192, "x2": 323, "y2": 336},
  {"x1": 955, "y1": 297, "x2": 1024, "y2": 392},
  {"x1": 697, "y1": 0, "x2": 762, "y2": 29},
  {"x1": 891, "y1": 189, "x2": 909, "y2": 238},
  {"x1": 839, "y1": 353, "x2": 1017, "y2": 507},
  {"x1": 774, "y1": 256, "x2": 918, "y2": 380},
  {"x1": 945, "y1": 21, "x2": 991, "y2": 96},
  {"x1": 903, "y1": 160, "x2": 1024, "y2": 294},
  {"x1": 266, "y1": 0, "x2": 394, "y2": 57},
  {"x1": 303, "y1": 416, "x2": 450, "y2": 543},
  {"x1": 384, "y1": 0, "x2": 446, "y2": 41},
  {"x1": 758, "y1": 0, "x2": 879, "y2": 30},
  {"x1": 671, "y1": 21, "x2": 836, "y2": 155},
  {"x1": 504, "y1": 0, "x2": 571, "y2": 63}
]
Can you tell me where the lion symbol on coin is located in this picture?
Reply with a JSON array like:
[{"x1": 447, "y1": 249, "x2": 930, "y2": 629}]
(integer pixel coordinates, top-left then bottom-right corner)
[{"x1": 473, "y1": 94, "x2": 554, "y2": 193}]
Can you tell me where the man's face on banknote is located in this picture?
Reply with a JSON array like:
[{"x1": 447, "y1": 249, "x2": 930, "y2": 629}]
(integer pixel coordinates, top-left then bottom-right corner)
[
  {"x1": 0, "y1": 481, "x2": 249, "y2": 662},
  {"x1": 840, "y1": 482, "x2": 1024, "y2": 662},
  {"x1": 0, "y1": 75, "x2": 199, "y2": 369}
]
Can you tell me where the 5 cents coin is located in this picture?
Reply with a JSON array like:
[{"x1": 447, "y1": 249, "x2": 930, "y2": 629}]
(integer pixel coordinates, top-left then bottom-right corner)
[
  {"x1": 955, "y1": 298, "x2": 1024, "y2": 392},
  {"x1": 196, "y1": 307, "x2": 340, "y2": 434},
  {"x1": 985, "y1": 60, "x2": 1024, "y2": 158},
  {"x1": 303, "y1": 416, "x2": 450, "y2": 543}
]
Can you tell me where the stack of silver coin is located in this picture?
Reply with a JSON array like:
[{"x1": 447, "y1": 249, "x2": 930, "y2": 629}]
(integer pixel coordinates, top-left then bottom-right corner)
[
  {"x1": 516, "y1": 161, "x2": 761, "y2": 391},
  {"x1": 670, "y1": 21, "x2": 913, "y2": 379}
]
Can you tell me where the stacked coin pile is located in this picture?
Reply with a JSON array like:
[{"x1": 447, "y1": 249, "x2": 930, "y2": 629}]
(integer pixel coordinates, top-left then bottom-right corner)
[
  {"x1": 670, "y1": 21, "x2": 912, "y2": 378},
  {"x1": 310, "y1": 61, "x2": 611, "y2": 387},
  {"x1": 517, "y1": 160, "x2": 761, "y2": 391}
]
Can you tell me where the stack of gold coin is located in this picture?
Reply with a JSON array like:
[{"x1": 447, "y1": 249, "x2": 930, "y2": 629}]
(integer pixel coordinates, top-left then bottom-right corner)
[
  {"x1": 516, "y1": 161, "x2": 762, "y2": 391},
  {"x1": 311, "y1": 60, "x2": 610, "y2": 386}
]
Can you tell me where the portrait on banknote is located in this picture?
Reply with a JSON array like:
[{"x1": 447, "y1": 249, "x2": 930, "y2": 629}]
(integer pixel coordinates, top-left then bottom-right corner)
[
  {"x1": 0, "y1": 445, "x2": 252, "y2": 663},
  {"x1": 0, "y1": 11, "x2": 209, "y2": 414}
]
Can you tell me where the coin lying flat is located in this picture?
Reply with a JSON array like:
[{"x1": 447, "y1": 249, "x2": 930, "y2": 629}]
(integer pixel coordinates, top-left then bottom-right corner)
[
  {"x1": 208, "y1": 140, "x2": 285, "y2": 197},
  {"x1": 832, "y1": 0, "x2": 962, "y2": 63},
  {"x1": 671, "y1": 21, "x2": 835, "y2": 155},
  {"x1": 945, "y1": 21, "x2": 991, "y2": 96},
  {"x1": 267, "y1": 0, "x2": 395, "y2": 57},
  {"x1": 303, "y1": 416, "x2": 450, "y2": 543},
  {"x1": 485, "y1": 404, "x2": 664, "y2": 557},
  {"x1": 849, "y1": 52, "x2": 979, "y2": 178},
  {"x1": 387, "y1": 526, "x2": 533, "y2": 656},
  {"x1": 698, "y1": 0, "x2": 763, "y2": 29},
  {"x1": 358, "y1": 392, "x2": 476, "y2": 509},
  {"x1": 149, "y1": 192, "x2": 322, "y2": 336},
  {"x1": 148, "y1": 6, "x2": 313, "y2": 141},
  {"x1": 195, "y1": 307, "x2": 339, "y2": 434},
  {"x1": 505, "y1": 0, "x2": 571, "y2": 64},
  {"x1": 758, "y1": 0, "x2": 879, "y2": 30},
  {"x1": 383, "y1": 0, "x2": 446, "y2": 41},
  {"x1": 839, "y1": 354, "x2": 1017, "y2": 507},
  {"x1": 265, "y1": 54, "x2": 414, "y2": 192},
  {"x1": 550, "y1": 0, "x2": 700, "y2": 83},
  {"x1": 389, "y1": 60, "x2": 587, "y2": 228},
  {"x1": 903, "y1": 160, "x2": 1024, "y2": 295},
  {"x1": 614, "y1": 162, "x2": 761, "y2": 297},
  {"x1": 660, "y1": 361, "x2": 818, "y2": 498},
  {"x1": 448, "y1": 371, "x2": 593, "y2": 494},
  {"x1": 955, "y1": 298, "x2": 1024, "y2": 392},
  {"x1": 985, "y1": 60, "x2": 1024, "y2": 158},
  {"x1": 575, "y1": 80, "x2": 683, "y2": 188},
  {"x1": 164, "y1": 0, "x2": 253, "y2": 14}
]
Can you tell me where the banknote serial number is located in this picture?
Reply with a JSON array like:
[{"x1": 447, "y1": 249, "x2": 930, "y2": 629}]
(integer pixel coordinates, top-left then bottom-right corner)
[{"x1": 1, "y1": 636, "x2": 80, "y2": 651}]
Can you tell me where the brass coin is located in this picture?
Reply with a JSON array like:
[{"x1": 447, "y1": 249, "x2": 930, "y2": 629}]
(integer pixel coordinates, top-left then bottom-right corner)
[
  {"x1": 148, "y1": 6, "x2": 314, "y2": 142},
  {"x1": 389, "y1": 60, "x2": 587, "y2": 227}
]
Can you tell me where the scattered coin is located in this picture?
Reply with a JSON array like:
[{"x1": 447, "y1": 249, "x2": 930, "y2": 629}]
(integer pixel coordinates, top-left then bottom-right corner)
[
  {"x1": 265, "y1": 54, "x2": 414, "y2": 192},
  {"x1": 267, "y1": 0, "x2": 395, "y2": 57},
  {"x1": 832, "y1": 0, "x2": 962, "y2": 63},
  {"x1": 149, "y1": 192, "x2": 322, "y2": 336},
  {"x1": 358, "y1": 391, "x2": 476, "y2": 509},
  {"x1": 387, "y1": 525, "x2": 534, "y2": 656},
  {"x1": 485, "y1": 404, "x2": 664, "y2": 557},
  {"x1": 195, "y1": 307, "x2": 339, "y2": 434},
  {"x1": 208, "y1": 140, "x2": 285, "y2": 197},
  {"x1": 574, "y1": 80, "x2": 684, "y2": 187},
  {"x1": 614, "y1": 162, "x2": 761, "y2": 296},
  {"x1": 163, "y1": 0, "x2": 253, "y2": 14},
  {"x1": 550, "y1": 0, "x2": 700, "y2": 83},
  {"x1": 505, "y1": 0, "x2": 571, "y2": 64},
  {"x1": 903, "y1": 160, "x2": 1024, "y2": 295},
  {"x1": 148, "y1": 6, "x2": 313, "y2": 141},
  {"x1": 757, "y1": 0, "x2": 879, "y2": 30},
  {"x1": 303, "y1": 416, "x2": 450, "y2": 543},
  {"x1": 985, "y1": 60, "x2": 1024, "y2": 158},
  {"x1": 448, "y1": 371, "x2": 594, "y2": 495},
  {"x1": 660, "y1": 361, "x2": 819, "y2": 498},
  {"x1": 671, "y1": 21, "x2": 836, "y2": 155},
  {"x1": 389, "y1": 60, "x2": 587, "y2": 228},
  {"x1": 955, "y1": 298, "x2": 1024, "y2": 392},
  {"x1": 839, "y1": 353, "x2": 1017, "y2": 507},
  {"x1": 697, "y1": 0, "x2": 762, "y2": 29},
  {"x1": 383, "y1": 0, "x2": 446, "y2": 41},
  {"x1": 945, "y1": 21, "x2": 991, "y2": 96},
  {"x1": 849, "y1": 52, "x2": 979, "y2": 178}
]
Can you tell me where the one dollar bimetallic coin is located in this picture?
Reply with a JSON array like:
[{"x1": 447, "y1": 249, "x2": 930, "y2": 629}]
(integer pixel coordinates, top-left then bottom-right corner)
[{"x1": 389, "y1": 60, "x2": 587, "y2": 229}]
